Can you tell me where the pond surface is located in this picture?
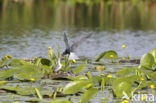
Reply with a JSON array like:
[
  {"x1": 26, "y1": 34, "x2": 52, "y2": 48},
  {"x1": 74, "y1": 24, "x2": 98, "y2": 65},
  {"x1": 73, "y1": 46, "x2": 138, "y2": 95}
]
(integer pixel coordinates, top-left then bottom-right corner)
[
  {"x1": 0, "y1": 0, "x2": 156, "y2": 58},
  {"x1": 0, "y1": 1, "x2": 156, "y2": 103}
]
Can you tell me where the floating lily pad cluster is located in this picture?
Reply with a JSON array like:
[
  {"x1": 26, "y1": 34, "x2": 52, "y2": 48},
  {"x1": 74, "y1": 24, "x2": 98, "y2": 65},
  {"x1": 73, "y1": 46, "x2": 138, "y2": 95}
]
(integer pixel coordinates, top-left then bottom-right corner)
[{"x1": 0, "y1": 49, "x2": 156, "y2": 102}]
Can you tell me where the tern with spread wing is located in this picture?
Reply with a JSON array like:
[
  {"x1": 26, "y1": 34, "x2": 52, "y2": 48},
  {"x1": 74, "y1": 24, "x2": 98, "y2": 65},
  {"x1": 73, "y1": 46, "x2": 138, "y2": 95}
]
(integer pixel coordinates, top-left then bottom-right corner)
[{"x1": 62, "y1": 32, "x2": 92, "y2": 60}]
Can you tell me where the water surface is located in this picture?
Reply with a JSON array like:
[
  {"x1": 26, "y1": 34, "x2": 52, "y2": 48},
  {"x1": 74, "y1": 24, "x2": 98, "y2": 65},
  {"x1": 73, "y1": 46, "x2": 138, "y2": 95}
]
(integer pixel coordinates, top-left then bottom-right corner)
[{"x1": 0, "y1": 0, "x2": 156, "y2": 58}]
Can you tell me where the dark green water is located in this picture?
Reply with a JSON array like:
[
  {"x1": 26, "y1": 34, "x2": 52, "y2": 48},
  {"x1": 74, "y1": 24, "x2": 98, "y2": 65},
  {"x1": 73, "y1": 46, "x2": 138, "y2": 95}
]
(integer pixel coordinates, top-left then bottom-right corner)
[{"x1": 0, "y1": 0, "x2": 156, "y2": 58}]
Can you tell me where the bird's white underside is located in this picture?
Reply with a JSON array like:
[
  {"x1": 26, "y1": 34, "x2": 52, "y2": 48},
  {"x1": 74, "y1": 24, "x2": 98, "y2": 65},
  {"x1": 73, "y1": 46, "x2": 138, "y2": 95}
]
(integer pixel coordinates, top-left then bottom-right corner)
[{"x1": 69, "y1": 52, "x2": 79, "y2": 60}]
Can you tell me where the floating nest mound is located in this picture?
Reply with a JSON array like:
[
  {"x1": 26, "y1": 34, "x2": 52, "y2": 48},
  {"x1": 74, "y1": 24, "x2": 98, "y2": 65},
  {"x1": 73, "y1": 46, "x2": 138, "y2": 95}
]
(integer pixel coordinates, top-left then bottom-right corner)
[
  {"x1": 119, "y1": 59, "x2": 140, "y2": 64},
  {"x1": 43, "y1": 72, "x2": 75, "y2": 80}
]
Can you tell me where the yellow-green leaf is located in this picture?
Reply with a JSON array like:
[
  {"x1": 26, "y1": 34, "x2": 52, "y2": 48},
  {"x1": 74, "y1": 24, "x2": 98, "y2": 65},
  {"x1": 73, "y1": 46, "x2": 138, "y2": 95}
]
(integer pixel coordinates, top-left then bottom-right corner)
[
  {"x1": 63, "y1": 80, "x2": 91, "y2": 94},
  {"x1": 140, "y1": 53, "x2": 154, "y2": 70},
  {"x1": 74, "y1": 64, "x2": 86, "y2": 74},
  {"x1": 80, "y1": 88, "x2": 98, "y2": 103},
  {"x1": 50, "y1": 99, "x2": 71, "y2": 103}
]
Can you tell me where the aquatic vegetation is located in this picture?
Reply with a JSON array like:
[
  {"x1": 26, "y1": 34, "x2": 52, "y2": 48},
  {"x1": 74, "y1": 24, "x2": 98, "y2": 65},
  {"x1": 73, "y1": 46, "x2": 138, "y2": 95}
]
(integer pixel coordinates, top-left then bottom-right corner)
[
  {"x1": 150, "y1": 49, "x2": 156, "y2": 64},
  {"x1": 95, "y1": 50, "x2": 118, "y2": 61},
  {"x1": 0, "y1": 48, "x2": 156, "y2": 102},
  {"x1": 95, "y1": 66, "x2": 105, "y2": 70},
  {"x1": 63, "y1": 80, "x2": 92, "y2": 94},
  {"x1": 122, "y1": 45, "x2": 131, "y2": 59},
  {"x1": 50, "y1": 99, "x2": 71, "y2": 103},
  {"x1": 140, "y1": 53, "x2": 154, "y2": 70},
  {"x1": 73, "y1": 64, "x2": 86, "y2": 74},
  {"x1": 122, "y1": 45, "x2": 126, "y2": 49},
  {"x1": 80, "y1": 88, "x2": 98, "y2": 103}
]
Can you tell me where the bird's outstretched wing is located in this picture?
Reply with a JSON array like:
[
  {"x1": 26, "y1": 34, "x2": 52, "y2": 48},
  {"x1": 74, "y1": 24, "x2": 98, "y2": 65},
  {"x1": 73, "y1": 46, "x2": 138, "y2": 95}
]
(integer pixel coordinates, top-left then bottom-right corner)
[
  {"x1": 71, "y1": 33, "x2": 92, "y2": 52},
  {"x1": 64, "y1": 32, "x2": 70, "y2": 50}
]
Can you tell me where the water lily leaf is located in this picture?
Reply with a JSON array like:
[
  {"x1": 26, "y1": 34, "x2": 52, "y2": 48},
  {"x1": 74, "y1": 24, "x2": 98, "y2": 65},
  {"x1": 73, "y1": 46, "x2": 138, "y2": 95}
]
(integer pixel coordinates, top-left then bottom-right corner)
[
  {"x1": 41, "y1": 58, "x2": 51, "y2": 66},
  {"x1": 118, "y1": 75, "x2": 140, "y2": 85},
  {"x1": 95, "y1": 50, "x2": 118, "y2": 61},
  {"x1": 113, "y1": 80, "x2": 131, "y2": 98},
  {"x1": 0, "y1": 81, "x2": 7, "y2": 85},
  {"x1": 116, "y1": 68, "x2": 136, "y2": 77},
  {"x1": 15, "y1": 71, "x2": 43, "y2": 80},
  {"x1": 17, "y1": 87, "x2": 37, "y2": 96},
  {"x1": 0, "y1": 85, "x2": 17, "y2": 91},
  {"x1": 0, "y1": 64, "x2": 43, "y2": 80},
  {"x1": 150, "y1": 49, "x2": 156, "y2": 64},
  {"x1": 138, "y1": 81, "x2": 156, "y2": 89},
  {"x1": 140, "y1": 53, "x2": 154, "y2": 70},
  {"x1": 9, "y1": 59, "x2": 31, "y2": 67},
  {"x1": 0, "y1": 68, "x2": 21, "y2": 79},
  {"x1": 80, "y1": 88, "x2": 98, "y2": 103},
  {"x1": 14, "y1": 64, "x2": 43, "y2": 80},
  {"x1": 26, "y1": 99, "x2": 40, "y2": 102},
  {"x1": 73, "y1": 75, "x2": 88, "y2": 80},
  {"x1": 63, "y1": 80, "x2": 91, "y2": 94},
  {"x1": 147, "y1": 72, "x2": 156, "y2": 81},
  {"x1": 0, "y1": 85, "x2": 42, "y2": 96},
  {"x1": 73, "y1": 64, "x2": 86, "y2": 74},
  {"x1": 5, "y1": 86, "x2": 41, "y2": 96},
  {"x1": 112, "y1": 75, "x2": 140, "y2": 98},
  {"x1": 84, "y1": 82, "x2": 94, "y2": 89},
  {"x1": 50, "y1": 99, "x2": 71, "y2": 103}
]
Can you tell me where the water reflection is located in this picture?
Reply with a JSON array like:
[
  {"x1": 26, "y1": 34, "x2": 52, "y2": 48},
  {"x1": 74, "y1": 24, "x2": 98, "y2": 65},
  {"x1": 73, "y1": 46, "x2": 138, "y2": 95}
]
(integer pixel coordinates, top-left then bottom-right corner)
[
  {"x1": 0, "y1": 0, "x2": 156, "y2": 58},
  {"x1": 0, "y1": 0, "x2": 156, "y2": 31}
]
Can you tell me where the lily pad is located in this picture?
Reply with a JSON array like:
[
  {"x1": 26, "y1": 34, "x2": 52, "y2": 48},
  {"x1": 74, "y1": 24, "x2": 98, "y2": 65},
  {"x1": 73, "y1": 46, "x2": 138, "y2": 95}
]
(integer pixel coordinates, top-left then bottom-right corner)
[
  {"x1": 80, "y1": 88, "x2": 98, "y2": 103},
  {"x1": 113, "y1": 80, "x2": 131, "y2": 98},
  {"x1": 50, "y1": 99, "x2": 71, "y2": 103},
  {"x1": 138, "y1": 81, "x2": 156, "y2": 89},
  {"x1": 140, "y1": 53, "x2": 154, "y2": 70},
  {"x1": 0, "y1": 86, "x2": 42, "y2": 96},
  {"x1": 17, "y1": 87, "x2": 37, "y2": 96},
  {"x1": 73, "y1": 75, "x2": 89, "y2": 80},
  {"x1": 147, "y1": 72, "x2": 156, "y2": 81},
  {"x1": 0, "y1": 86, "x2": 17, "y2": 92},
  {"x1": 73, "y1": 64, "x2": 86, "y2": 74},
  {"x1": 150, "y1": 49, "x2": 156, "y2": 64},
  {"x1": 0, "y1": 81, "x2": 7, "y2": 85},
  {"x1": 95, "y1": 50, "x2": 118, "y2": 61},
  {"x1": 116, "y1": 68, "x2": 136, "y2": 77},
  {"x1": 0, "y1": 64, "x2": 43, "y2": 80},
  {"x1": 0, "y1": 68, "x2": 21, "y2": 79},
  {"x1": 63, "y1": 80, "x2": 92, "y2": 94},
  {"x1": 41, "y1": 58, "x2": 51, "y2": 66},
  {"x1": 9, "y1": 59, "x2": 31, "y2": 67},
  {"x1": 112, "y1": 75, "x2": 140, "y2": 98}
]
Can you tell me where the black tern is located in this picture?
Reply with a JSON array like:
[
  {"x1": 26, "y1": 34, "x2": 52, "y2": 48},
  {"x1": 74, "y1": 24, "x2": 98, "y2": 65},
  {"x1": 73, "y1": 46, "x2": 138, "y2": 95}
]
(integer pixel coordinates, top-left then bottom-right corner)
[{"x1": 62, "y1": 32, "x2": 92, "y2": 60}]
